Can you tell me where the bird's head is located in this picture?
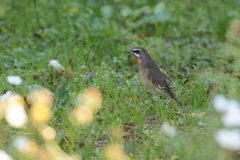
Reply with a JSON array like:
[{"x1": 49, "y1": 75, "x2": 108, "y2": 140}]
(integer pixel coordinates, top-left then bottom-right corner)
[{"x1": 126, "y1": 47, "x2": 147, "y2": 64}]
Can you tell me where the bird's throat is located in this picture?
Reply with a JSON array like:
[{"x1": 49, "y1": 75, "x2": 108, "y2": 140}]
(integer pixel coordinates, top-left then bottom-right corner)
[{"x1": 134, "y1": 56, "x2": 141, "y2": 64}]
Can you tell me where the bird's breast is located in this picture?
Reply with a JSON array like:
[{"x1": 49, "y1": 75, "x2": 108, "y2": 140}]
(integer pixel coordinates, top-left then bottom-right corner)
[{"x1": 138, "y1": 65, "x2": 158, "y2": 92}]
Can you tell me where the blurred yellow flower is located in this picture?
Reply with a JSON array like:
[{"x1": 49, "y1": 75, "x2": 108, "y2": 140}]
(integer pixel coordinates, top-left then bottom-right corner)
[
  {"x1": 110, "y1": 126, "x2": 124, "y2": 142},
  {"x1": 103, "y1": 144, "x2": 130, "y2": 160},
  {"x1": 128, "y1": 96, "x2": 139, "y2": 102},
  {"x1": 6, "y1": 94, "x2": 25, "y2": 107},
  {"x1": 70, "y1": 106, "x2": 93, "y2": 126},
  {"x1": 45, "y1": 142, "x2": 77, "y2": 160},
  {"x1": 27, "y1": 140, "x2": 38, "y2": 155},
  {"x1": 37, "y1": 146, "x2": 52, "y2": 160},
  {"x1": 40, "y1": 125, "x2": 56, "y2": 141},
  {"x1": 13, "y1": 136, "x2": 37, "y2": 155},
  {"x1": 77, "y1": 87, "x2": 102, "y2": 112},
  {"x1": 29, "y1": 88, "x2": 54, "y2": 107},
  {"x1": 30, "y1": 104, "x2": 50, "y2": 124},
  {"x1": 68, "y1": 8, "x2": 80, "y2": 14}
]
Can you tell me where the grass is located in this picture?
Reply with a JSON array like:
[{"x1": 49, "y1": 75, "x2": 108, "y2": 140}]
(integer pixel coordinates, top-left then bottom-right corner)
[{"x1": 1, "y1": 0, "x2": 240, "y2": 159}]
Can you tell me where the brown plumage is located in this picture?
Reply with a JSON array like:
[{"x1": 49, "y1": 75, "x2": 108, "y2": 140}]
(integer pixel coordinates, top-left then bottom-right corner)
[{"x1": 126, "y1": 47, "x2": 182, "y2": 106}]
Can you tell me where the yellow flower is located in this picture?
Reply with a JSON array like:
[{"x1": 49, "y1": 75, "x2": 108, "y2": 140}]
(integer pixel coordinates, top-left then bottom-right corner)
[
  {"x1": 77, "y1": 87, "x2": 102, "y2": 112},
  {"x1": 110, "y1": 126, "x2": 124, "y2": 142},
  {"x1": 40, "y1": 125, "x2": 56, "y2": 141},
  {"x1": 69, "y1": 106, "x2": 93, "y2": 126},
  {"x1": 68, "y1": 8, "x2": 80, "y2": 14},
  {"x1": 29, "y1": 88, "x2": 54, "y2": 107},
  {"x1": 6, "y1": 94, "x2": 25, "y2": 107},
  {"x1": 128, "y1": 96, "x2": 139, "y2": 102},
  {"x1": 13, "y1": 136, "x2": 38, "y2": 155},
  {"x1": 103, "y1": 144, "x2": 130, "y2": 160},
  {"x1": 30, "y1": 104, "x2": 50, "y2": 124},
  {"x1": 26, "y1": 140, "x2": 38, "y2": 155}
]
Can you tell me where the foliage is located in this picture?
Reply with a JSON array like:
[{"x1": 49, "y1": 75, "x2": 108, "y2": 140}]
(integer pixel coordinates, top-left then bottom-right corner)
[{"x1": 1, "y1": 0, "x2": 240, "y2": 159}]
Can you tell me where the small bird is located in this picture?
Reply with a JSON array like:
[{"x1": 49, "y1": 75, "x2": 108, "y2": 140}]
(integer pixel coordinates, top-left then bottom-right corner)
[{"x1": 126, "y1": 47, "x2": 182, "y2": 106}]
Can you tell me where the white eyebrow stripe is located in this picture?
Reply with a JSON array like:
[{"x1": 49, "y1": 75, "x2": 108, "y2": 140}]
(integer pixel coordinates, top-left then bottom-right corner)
[{"x1": 132, "y1": 48, "x2": 142, "y2": 51}]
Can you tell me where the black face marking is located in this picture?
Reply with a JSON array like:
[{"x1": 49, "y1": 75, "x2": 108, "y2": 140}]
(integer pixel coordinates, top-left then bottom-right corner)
[
  {"x1": 133, "y1": 50, "x2": 139, "y2": 53},
  {"x1": 131, "y1": 49, "x2": 142, "y2": 57}
]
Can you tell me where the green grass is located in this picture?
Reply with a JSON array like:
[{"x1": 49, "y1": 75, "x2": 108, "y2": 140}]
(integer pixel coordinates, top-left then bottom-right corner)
[{"x1": 1, "y1": 0, "x2": 240, "y2": 159}]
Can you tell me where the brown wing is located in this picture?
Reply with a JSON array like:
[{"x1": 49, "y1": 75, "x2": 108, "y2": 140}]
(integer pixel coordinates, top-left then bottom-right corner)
[{"x1": 147, "y1": 67, "x2": 182, "y2": 106}]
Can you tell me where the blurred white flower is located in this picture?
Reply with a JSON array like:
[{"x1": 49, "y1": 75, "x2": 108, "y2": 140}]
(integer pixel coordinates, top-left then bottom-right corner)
[
  {"x1": 13, "y1": 136, "x2": 29, "y2": 152},
  {"x1": 0, "y1": 150, "x2": 12, "y2": 160},
  {"x1": 215, "y1": 129, "x2": 240, "y2": 151},
  {"x1": 213, "y1": 95, "x2": 229, "y2": 112},
  {"x1": 0, "y1": 91, "x2": 13, "y2": 101},
  {"x1": 213, "y1": 95, "x2": 240, "y2": 127},
  {"x1": 5, "y1": 103, "x2": 27, "y2": 128},
  {"x1": 222, "y1": 101, "x2": 240, "y2": 127},
  {"x1": 48, "y1": 60, "x2": 64, "y2": 70},
  {"x1": 7, "y1": 76, "x2": 22, "y2": 85},
  {"x1": 161, "y1": 122, "x2": 176, "y2": 137}
]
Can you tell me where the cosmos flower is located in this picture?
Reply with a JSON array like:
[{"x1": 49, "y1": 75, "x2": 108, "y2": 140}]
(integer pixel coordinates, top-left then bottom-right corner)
[
  {"x1": 13, "y1": 136, "x2": 37, "y2": 155},
  {"x1": 213, "y1": 95, "x2": 229, "y2": 112},
  {"x1": 13, "y1": 136, "x2": 29, "y2": 152},
  {"x1": 213, "y1": 95, "x2": 240, "y2": 127},
  {"x1": 0, "y1": 150, "x2": 12, "y2": 160},
  {"x1": 215, "y1": 129, "x2": 240, "y2": 151},
  {"x1": 222, "y1": 101, "x2": 240, "y2": 127},
  {"x1": 5, "y1": 102, "x2": 27, "y2": 128},
  {"x1": 7, "y1": 76, "x2": 22, "y2": 85},
  {"x1": 48, "y1": 60, "x2": 64, "y2": 70},
  {"x1": 161, "y1": 122, "x2": 176, "y2": 137}
]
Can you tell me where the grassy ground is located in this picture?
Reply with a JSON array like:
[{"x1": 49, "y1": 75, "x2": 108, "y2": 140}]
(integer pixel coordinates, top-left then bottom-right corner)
[{"x1": 1, "y1": 0, "x2": 240, "y2": 159}]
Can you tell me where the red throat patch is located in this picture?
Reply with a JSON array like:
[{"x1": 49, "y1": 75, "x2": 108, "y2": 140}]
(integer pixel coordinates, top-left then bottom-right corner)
[{"x1": 134, "y1": 56, "x2": 141, "y2": 64}]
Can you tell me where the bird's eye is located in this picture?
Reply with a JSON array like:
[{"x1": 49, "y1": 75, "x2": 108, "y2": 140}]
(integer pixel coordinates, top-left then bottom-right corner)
[{"x1": 133, "y1": 50, "x2": 139, "y2": 53}]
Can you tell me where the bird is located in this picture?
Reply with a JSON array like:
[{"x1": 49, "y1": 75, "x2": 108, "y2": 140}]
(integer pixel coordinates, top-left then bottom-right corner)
[{"x1": 126, "y1": 47, "x2": 182, "y2": 106}]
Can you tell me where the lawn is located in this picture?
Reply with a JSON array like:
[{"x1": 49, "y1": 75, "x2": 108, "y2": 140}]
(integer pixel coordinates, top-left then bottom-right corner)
[{"x1": 1, "y1": 0, "x2": 240, "y2": 160}]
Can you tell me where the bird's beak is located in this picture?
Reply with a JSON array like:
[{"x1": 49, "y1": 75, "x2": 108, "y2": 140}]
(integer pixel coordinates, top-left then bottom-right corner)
[{"x1": 126, "y1": 50, "x2": 132, "y2": 53}]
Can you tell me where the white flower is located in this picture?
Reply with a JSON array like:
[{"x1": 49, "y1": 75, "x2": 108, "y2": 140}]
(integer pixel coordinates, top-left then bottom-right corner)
[
  {"x1": 48, "y1": 60, "x2": 64, "y2": 70},
  {"x1": 7, "y1": 76, "x2": 22, "y2": 85},
  {"x1": 5, "y1": 102, "x2": 27, "y2": 128},
  {"x1": 0, "y1": 91, "x2": 13, "y2": 101},
  {"x1": 215, "y1": 129, "x2": 240, "y2": 151},
  {"x1": 0, "y1": 150, "x2": 12, "y2": 160},
  {"x1": 222, "y1": 100, "x2": 240, "y2": 127},
  {"x1": 161, "y1": 122, "x2": 176, "y2": 137},
  {"x1": 213, "y1": 95, "x2": 240, "y2": 127},
  {"x1": 13, "y1": 136, "x2": 29, "y2": 152},
  {"x1": 213, "y1": 95, "x2": 229, "y2": 112}
]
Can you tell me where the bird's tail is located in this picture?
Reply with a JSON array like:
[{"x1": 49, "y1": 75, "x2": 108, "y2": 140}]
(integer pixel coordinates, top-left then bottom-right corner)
[{"x1": 173, "y1": 97, "x2": 183, "y2": 106}]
